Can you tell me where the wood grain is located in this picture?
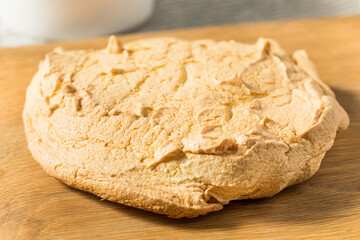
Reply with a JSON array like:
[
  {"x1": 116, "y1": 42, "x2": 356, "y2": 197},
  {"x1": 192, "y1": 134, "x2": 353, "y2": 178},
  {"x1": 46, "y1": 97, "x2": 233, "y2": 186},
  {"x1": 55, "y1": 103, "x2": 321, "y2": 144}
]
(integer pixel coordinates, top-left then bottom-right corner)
[
  {"x1": 1, "y1": 16, "x2": 360, "y2": 239},
  {"x1": 139, "y1": 0, "x2": 360, "y2": 32}
]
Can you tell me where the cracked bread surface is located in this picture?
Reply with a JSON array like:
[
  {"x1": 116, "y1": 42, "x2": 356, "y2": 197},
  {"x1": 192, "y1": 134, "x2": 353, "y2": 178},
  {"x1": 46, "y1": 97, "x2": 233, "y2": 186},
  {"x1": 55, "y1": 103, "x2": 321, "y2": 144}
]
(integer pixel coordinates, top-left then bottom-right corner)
[{"x1": 23, "y1": 36, "x2": 349, "y2": 218}]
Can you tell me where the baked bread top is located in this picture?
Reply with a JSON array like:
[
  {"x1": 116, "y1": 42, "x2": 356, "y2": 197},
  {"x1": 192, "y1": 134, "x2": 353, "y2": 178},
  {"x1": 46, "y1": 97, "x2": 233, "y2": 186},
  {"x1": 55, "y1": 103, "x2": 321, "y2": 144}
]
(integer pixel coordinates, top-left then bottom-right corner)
[{"x1": 23, "y1": 36, "x2": 349, "y2": 218}]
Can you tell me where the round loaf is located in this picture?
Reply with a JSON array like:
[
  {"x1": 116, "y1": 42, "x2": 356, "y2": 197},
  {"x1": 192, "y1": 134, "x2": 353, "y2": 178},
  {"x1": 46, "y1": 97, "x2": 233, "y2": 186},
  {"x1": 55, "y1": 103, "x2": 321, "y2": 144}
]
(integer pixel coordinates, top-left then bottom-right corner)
[{"x1": 23, "y1": 36, "x2": 349, "y2": 218}]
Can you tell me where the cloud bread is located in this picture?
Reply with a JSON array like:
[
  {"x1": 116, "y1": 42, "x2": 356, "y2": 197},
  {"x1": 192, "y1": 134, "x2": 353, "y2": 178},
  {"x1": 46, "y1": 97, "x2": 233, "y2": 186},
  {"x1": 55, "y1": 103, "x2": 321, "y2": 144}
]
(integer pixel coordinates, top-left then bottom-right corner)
[{"x1": 23, "y1": 36, "x2": 349, "y2": 218}]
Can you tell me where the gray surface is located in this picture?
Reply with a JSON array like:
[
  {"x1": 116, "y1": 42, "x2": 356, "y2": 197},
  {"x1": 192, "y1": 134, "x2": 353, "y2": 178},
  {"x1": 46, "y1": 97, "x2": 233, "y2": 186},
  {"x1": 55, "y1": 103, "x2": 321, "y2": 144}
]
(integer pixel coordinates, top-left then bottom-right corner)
[
  {"x1": 1, "y1": 0, "x2": 360, "y2": 47},
  {"x1": 135, "y1": 0, "x2": 360, "y2": 32}
]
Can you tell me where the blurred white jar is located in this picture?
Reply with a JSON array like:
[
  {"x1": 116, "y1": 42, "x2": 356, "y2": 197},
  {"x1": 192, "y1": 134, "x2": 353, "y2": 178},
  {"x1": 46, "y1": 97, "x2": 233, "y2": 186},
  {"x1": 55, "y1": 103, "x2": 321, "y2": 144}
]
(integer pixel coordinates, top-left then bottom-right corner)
[{"x1": 0, "y1": 0, "x2": 154, "y2": 39}]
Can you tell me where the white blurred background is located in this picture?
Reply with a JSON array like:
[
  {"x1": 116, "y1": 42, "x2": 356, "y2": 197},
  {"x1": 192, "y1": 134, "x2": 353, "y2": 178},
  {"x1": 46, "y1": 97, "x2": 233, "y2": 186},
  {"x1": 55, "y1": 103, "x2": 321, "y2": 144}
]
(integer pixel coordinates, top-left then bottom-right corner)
[{"x1": 1, "y1": 0, "x2": 360, "y2": 47}]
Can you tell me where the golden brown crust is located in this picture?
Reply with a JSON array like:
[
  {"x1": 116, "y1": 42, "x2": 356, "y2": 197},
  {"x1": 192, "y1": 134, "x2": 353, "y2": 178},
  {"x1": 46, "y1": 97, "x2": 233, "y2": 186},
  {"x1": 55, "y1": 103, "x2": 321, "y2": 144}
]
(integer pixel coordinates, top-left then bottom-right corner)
[{"x1": 23, "y1": 36, "x2": 349, "y2": 218}]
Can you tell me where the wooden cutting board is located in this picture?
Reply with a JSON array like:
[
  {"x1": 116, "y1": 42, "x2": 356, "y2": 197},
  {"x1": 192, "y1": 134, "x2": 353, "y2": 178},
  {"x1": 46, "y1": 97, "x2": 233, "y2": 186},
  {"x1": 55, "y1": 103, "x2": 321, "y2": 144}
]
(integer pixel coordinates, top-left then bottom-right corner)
[{"x1": 1, "y1": 16, "x2": 360, "y2": 239}]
